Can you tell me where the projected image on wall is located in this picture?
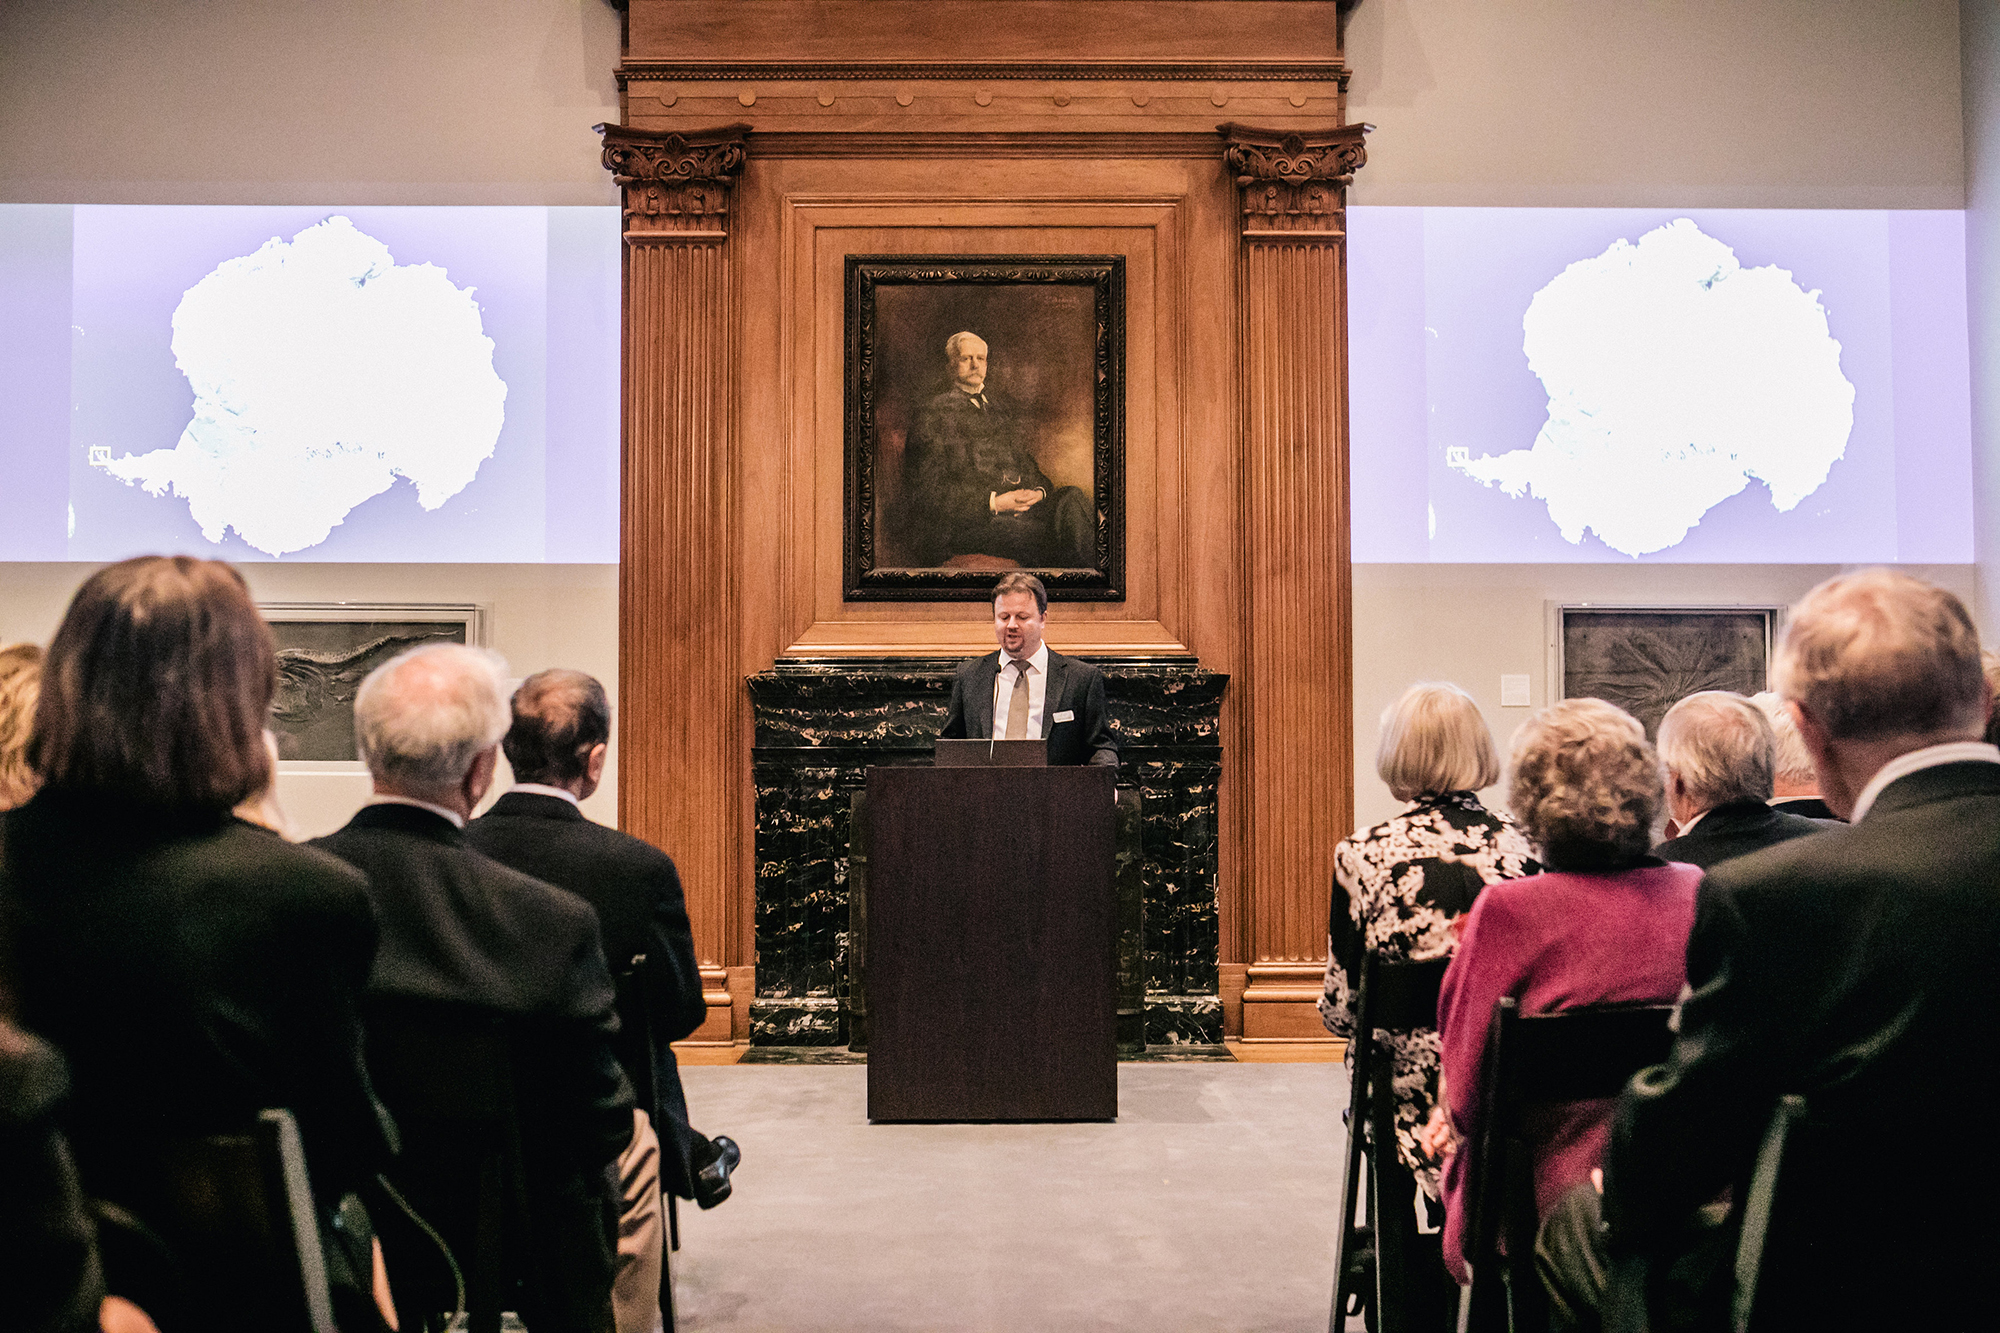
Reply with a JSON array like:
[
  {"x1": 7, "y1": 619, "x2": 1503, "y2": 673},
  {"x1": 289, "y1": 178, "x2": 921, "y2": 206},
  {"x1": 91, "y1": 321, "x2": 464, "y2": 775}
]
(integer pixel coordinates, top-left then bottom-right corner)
[
  {"x1": 0, "y1": 204, "x2": 620, "y2": 563},
  {"x1": 1347, "y1": 208, "x2": 1973, "y2": 563}
]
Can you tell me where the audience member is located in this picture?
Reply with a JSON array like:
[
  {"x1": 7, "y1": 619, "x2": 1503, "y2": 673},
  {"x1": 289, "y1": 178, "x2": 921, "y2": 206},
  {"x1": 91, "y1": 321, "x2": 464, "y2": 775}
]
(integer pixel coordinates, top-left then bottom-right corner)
[
  {"x1": 0, "y1": 642, "x2": 45, "y2": 810},
  {"x1": 313, "y1": 644, "x2": 633, "y2": 1333},
  {"x1": 1320, "y1": 681, "x2": 1538, "y2": 1328},
  {"x1": 1606, "y1": 571, "x2": 2000, "y2": 1328},
  {"x1": 230, "y1": 730, "x2": 290, "y2": 837},
  {"x1": 468, "y1": 669, "x2": 740, "y2": 1332},
  {"x1": 1434, "y1": 698, "x2": 1699, "y2": 1317},
  {"x1": 1652, "y1": 691, "x2": 1824, "y2": 869},
  {"x1": 0, "y1": 556, "x2": 393, "y2": 1331},
  {"x1": 1983, "y1": 648, "x2": 2000, "y2": 749},
  {"x1": 1751, "y1": 689, "x2": 1838, "y2": 820},
  {"x1": 0, "y1": 1016, "x2": 109, "y2": 1333}
]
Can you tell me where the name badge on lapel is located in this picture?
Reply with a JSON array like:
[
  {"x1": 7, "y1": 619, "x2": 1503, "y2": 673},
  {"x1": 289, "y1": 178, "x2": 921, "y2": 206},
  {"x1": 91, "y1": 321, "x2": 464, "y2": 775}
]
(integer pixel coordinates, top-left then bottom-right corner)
[{"x1": 1052, "y1": 710, "x2": 1075, "y2": 723}]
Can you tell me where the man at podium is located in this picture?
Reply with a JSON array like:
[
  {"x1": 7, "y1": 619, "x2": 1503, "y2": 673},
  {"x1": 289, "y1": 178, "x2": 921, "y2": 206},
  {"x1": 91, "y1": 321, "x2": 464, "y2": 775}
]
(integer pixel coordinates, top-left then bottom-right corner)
[{"x1": 939, "y1": 572, "x2": 1118, "y2": 766}]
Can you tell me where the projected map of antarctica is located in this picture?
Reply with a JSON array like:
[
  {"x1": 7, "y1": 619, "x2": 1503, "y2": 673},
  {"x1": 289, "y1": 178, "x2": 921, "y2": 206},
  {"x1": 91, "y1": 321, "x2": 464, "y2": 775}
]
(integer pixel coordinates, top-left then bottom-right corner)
[
  {"x1": 89, "y1": 216, "x2": 508, "y2": 558},
  {"x1": 1445, "y1": 219, "x2": 1855, "y2": 558}
]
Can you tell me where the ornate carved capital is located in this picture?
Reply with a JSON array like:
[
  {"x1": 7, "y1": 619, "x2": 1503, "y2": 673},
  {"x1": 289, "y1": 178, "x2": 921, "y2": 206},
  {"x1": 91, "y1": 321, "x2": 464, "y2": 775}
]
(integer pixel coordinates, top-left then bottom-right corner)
[
  {"x1": 1218, "y1": 122, "x2": 1369, "y2": 235},
  {"x1": 596, "y1": 122, "x2": 751, "y2": 239}
]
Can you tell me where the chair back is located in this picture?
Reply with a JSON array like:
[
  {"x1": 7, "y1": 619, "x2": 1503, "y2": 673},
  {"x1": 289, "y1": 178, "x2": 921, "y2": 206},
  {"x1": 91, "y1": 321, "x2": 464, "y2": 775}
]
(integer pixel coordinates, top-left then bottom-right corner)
[
  {"x1": 366, "y1": 995, "x2": 532, "y2": 1333},
  {"x1": 613, "y1": 954, "x2": 660, "y2": 1118},
  {"x1": 103, "y1": 1107, "x2": 339, "y2": 1333},
  {"x1": 1459, "y1": 999, "x2": 1676, "y2": 1333},
  {"x1": 1329, "y1": 953, "x2": 1453, "y2": 1333},
  {"x1": 1731, "y1": 1094, "x2": 1806, "y2": 1333}
]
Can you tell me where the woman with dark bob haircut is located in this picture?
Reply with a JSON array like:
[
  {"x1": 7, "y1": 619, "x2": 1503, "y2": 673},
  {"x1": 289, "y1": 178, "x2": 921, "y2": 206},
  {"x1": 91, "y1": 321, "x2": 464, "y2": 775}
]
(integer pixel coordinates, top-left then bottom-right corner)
[
  {"x1": 1431, "y1": 698, "x2": 1701, "y2": 1317},
  {"x1": 1, "y1": 557, "x2": 393, "y2": 1329}
]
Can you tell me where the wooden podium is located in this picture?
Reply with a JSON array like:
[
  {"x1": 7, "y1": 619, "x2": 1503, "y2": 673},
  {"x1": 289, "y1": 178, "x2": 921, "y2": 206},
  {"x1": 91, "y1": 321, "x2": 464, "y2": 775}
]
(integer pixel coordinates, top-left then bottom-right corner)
[{"x1": 865, "y1": 765, "x2": 1118, "y2": 1122}]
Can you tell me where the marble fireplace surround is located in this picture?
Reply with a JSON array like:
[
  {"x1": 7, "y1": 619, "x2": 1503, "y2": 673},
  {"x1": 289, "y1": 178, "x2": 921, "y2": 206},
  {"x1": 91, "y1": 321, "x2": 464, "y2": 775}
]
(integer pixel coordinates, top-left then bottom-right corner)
[{"x1": 749, "y1": 656, "x2": 1226, "y2": 1051}]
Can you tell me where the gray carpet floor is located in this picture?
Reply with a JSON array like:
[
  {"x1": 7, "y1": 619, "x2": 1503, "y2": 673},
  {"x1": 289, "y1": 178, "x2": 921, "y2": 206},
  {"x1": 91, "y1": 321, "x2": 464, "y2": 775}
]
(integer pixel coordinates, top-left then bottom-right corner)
[{"x1": 671, "y1": 1062, "x2": 1350, "y2": 1332}]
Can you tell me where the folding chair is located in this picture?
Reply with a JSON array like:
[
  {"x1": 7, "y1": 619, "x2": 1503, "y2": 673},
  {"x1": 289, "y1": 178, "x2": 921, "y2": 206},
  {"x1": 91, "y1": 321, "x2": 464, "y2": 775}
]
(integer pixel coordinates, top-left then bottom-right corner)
[
  {"x1": 366, "y1": 996, "x2": 533, "y2": 1333},
  {"x1": 1330, "y1": 951, "x2": 1453, "y2": 1333},
  {"x1": 1729, "y1": 1094, "x2": 1806, "y2": 1333},
  {"x1": 1458, "y1": 999, "x2": 1676, "y2": 1333},
  {"x1": 614, "y1": 956, "x2": 679, "y2": 1333},
  {"x1": 99, "y1": 1106, "x2": 341, "y2": 1333}
]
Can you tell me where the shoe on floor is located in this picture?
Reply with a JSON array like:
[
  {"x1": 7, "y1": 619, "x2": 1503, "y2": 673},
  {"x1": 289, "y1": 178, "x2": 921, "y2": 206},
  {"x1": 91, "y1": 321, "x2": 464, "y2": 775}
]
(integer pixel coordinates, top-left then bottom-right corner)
[{"x1": 693, "y1": 1134, "x2": 740, "y2": 1210}]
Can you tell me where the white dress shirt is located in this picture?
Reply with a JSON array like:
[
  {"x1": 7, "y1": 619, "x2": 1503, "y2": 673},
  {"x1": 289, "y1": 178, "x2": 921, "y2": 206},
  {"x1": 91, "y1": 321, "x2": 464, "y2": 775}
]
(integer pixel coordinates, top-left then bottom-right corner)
[
  {"x1": 1848, "y1": 740, "x2": 2000, "y2": 823},
  {"x1": 990, "y1": 641, "x2": 1050, "y2": 741},
  {"x1": 366, "y1": 793, "x2": 467, "y2": 829},
  {"x1": 509, "y1": 782, "x2": 580, "y2": 806}
]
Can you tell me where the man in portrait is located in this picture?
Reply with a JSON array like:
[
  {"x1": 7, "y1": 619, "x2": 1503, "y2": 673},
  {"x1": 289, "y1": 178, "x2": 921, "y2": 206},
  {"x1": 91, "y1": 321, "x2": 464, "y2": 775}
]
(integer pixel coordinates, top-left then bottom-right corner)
[{"x1": 901, "y1": 331, "x2": 1095, "y2": 569}]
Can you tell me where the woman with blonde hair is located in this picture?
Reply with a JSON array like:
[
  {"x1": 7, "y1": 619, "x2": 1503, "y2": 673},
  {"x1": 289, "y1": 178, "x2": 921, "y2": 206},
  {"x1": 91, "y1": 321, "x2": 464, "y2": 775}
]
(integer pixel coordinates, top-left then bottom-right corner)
[
  {"x1": 0, "y1": 642, "x2": 43, "y2": 811},
  {"x1": 1434, "y1": 697, "x2": 1701, "y2": 1316},
  {"x1": 1321, "y1": 681, "x2": 1539, "y2": 1328}
]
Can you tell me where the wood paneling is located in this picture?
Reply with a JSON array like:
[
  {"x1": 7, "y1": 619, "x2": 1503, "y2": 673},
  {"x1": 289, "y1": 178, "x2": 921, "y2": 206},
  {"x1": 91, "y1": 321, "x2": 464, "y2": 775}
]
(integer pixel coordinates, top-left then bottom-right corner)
[
  {"x1": 1229, "y1": 124, "x2": 1367, "y2": 1034},
  {"x1": 627, "y1": 2, "x2": 1345, "y2": 69},
  {"x1": 613, "y1": 2, "x2": 1361, "y2": 1041},
  {"x1": 601, "y1": 125, "x2": 748, "y2": 991}
]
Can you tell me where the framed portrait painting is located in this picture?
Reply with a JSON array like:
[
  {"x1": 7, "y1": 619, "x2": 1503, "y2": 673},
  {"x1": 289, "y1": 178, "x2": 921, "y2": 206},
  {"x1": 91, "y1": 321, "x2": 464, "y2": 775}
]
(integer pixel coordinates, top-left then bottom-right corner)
[{"x1": 844, "y1": 254, "x2": 1125, "y2": 601}]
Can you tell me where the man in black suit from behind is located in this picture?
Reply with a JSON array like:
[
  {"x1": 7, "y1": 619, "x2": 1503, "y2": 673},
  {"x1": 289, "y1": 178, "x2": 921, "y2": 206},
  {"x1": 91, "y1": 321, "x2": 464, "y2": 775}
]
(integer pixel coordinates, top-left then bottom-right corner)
[
  {"x1": 1751, "y1": 689, "x2": 1841, "y2": 821},
  {"x1": 1604, "y1": 571, "x2": 2000, "y2": 1329},
  {"x1": 1652, "y1": 690, "x2": 1826, "y2": 870},
  {"x1": 312, "y1": 644, "x2": 633, "y2": 1333},
  {"x1": 467, "y1": 671, "x2": 740, "y2": 1324},
  {"x1": 938, "y1": 572, "x2": 1118, "y2": 767}
]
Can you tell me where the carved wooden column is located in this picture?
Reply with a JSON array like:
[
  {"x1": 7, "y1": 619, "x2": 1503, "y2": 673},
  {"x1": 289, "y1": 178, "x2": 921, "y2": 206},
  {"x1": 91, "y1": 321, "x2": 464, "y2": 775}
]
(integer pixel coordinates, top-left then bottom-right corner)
[
  {"x1": 599, "y1": 123, "x2": 749, "y2": 1041},
  {"x1": 1224, "y1": 124, "x2": 1369, "y2": 1040}
]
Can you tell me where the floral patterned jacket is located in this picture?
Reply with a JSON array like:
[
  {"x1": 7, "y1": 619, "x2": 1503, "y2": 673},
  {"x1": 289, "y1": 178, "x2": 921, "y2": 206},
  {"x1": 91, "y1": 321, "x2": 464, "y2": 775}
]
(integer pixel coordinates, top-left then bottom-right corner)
[{"x1": 1319, "y1": 790, "x2": 1539, "y2": 1196}]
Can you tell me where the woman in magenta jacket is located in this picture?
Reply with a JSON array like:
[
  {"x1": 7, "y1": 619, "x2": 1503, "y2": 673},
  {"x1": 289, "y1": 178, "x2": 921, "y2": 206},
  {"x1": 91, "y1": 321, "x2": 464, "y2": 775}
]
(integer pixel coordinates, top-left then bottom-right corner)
[{"x1": 1434, "y1": 698, "x2": 1700, "y2": 1291}]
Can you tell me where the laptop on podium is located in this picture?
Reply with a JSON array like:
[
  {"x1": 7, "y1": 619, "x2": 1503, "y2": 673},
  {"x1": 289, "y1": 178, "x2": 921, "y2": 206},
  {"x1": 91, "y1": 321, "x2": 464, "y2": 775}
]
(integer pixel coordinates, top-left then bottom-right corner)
[{"x1": 933, "y1": 738, "x2": 1049, "y2": 767}]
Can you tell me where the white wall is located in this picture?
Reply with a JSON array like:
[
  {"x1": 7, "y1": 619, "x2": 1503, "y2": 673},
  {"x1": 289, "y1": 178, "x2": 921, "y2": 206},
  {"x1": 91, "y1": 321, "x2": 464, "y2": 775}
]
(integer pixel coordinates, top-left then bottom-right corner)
[
  {"x1": 1968, "y1": 0, "x2": 2000, "y2": 632},
  {"x1": 1342, "y1": 0, "x2": 1973, "y2": 831},
  {"x1": 0, "y1": 1, "x2": 625, "y2": 835},
  {"x1": 0, "y1": 0, "x2": 1984, "y2": 838}
]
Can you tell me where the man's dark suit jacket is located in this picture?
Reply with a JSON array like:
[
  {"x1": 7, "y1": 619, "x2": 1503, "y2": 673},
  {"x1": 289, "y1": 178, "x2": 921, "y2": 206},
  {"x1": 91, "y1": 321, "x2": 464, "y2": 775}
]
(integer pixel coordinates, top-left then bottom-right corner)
[
  {"x1": 1607, "y1": 761, "x2": 2000, "y2": 1327},
  {"x1": 1770, "y1": 795, "x2": 1839, "y2": 821},
  {"x1": 904, "y1": 388, "x2": 1057, "y2": 565},
  {"x1": 466, "y1": 791, "x2": 710, "y2": 1198},
  {"x1": 939, "y1": 648, "x2": 1118, "y2": 767},
  {"x1": 1651, "y1": 799, "x2": 1826, "y2": 870},
  {"x1": 1, "y1": 791, "x2": 393, "y2": 1214},
  {"x1": 313, "y1": 803, "x2": 632, "y2": 1333}
]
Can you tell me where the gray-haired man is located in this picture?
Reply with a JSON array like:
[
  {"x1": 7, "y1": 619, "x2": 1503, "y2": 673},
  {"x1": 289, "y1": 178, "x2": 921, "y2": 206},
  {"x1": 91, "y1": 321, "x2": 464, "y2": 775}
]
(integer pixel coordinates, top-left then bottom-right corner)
[{"x1": 314, "y1": 643, "x2": 633, "y2": 1333}]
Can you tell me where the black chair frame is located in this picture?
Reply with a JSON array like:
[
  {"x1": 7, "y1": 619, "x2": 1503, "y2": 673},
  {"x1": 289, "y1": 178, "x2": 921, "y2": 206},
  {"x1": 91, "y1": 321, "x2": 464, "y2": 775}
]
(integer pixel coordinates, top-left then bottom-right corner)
[
  {"x1": 1457, "y1": 998, "x2": 1676, "y2": 1333},
  {"x1": 1330, "y1": 952, "x2": 1452, "y2": 1333},
  {"x1": 365, "y1": 997, "x2": 533, "y2": 1333},
  {"x1": 614, "y1": 955, "x2": 678, "y2": 1332}
]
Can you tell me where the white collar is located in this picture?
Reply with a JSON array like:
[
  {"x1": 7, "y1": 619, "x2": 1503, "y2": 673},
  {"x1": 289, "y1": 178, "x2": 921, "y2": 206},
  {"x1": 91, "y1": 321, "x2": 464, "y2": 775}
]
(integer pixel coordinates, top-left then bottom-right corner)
[
  {"x1": 1849, "y1": 741, "x2": 2000, "y2": 823},
  {"x1": 1002, "y1": 641, "x2": 1050, "y2": 677},
  {"x1": 509, "y1": 783, "x2": 581, "y2": 806},
  {"x1": 1673, "y1": 807, "x2": 1709, "y2": 837},
  {"x1": 366, "y1": 793, "x2": 467, "y2": 829}
]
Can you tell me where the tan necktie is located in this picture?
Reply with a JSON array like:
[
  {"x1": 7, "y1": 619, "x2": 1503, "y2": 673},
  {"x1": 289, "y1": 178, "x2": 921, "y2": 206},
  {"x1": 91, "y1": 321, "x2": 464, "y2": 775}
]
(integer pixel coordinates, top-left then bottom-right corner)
[{"x1": 1005, "y1": 660, "x2": 1031, "y2": 739}]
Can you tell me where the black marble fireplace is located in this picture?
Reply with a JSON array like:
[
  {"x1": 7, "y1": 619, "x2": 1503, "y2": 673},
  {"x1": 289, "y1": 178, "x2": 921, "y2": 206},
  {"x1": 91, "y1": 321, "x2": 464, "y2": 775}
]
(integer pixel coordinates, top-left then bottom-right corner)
[{"x1": 748, "y1": 657, "x2": 1226, "y2": 1051}]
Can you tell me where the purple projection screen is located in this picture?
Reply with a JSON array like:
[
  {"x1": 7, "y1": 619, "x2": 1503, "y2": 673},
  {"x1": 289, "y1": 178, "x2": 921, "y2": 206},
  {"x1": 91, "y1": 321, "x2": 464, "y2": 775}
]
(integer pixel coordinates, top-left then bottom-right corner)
[
  {"x1": 0, "y1": 205, "x2": 619, "y2": 563},
  {"x1": 1347, "y1": 208, "x2": 1972, "y2": 563},
  {"x1": 0, "y1": 205, "x2": 1972, "y2": 566}
]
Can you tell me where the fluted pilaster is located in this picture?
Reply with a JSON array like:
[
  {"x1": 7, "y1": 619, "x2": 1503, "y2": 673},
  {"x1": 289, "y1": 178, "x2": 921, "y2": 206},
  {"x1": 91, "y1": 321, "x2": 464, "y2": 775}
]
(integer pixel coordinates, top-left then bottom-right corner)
[
  {"x1": 1223, "y1": 122, "x2": 1367, "y2": 1037},
  {"x1": 601, "y1": 123, "x2": 750, "y2": 1038}
]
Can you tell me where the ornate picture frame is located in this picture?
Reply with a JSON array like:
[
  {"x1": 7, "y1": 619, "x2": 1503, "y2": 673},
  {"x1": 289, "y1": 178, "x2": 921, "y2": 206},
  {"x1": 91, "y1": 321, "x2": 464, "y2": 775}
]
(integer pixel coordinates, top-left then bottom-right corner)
[
  {"x1": 260, "y1": 603, "x2": 486, "y2": 766},
  {"x1": 843, "y1": 254, "x2": 1125, "y2": 601},
  {"x1": 1554, "y1": 604, "x2": 1781, "y2": 739}
]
